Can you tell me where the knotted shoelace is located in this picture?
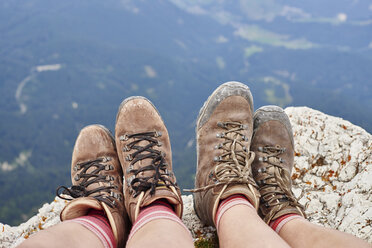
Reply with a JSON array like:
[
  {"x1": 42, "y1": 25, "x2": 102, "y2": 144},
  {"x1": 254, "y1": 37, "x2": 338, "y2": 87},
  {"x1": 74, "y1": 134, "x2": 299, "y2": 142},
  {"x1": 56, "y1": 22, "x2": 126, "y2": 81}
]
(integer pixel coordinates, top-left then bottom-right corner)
[
  {"x1": 256, "y1": 145, "x2": 305, "y2": 223},
  {"x1": 56, "y1": 157, "x2": 120, "y2": 208},
  {"x1": 122, "y1": 131, "x2": 177, "y2": 197},
  {"x1": 187, "y1": 121, "x2": 257, "y2": 193}
]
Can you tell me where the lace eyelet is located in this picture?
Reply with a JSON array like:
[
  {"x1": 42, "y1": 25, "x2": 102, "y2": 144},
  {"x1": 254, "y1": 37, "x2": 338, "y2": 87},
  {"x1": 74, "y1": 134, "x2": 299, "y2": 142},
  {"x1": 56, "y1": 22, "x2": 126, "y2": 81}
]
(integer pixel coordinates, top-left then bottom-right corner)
[
  {"x1": 74, "y1": 174, "x2": 80, "y2": 181},
  {"x1": 127, "y1": 175, "x2": 135, "y2": 186},
  {"x1": 106, "y1": 175, "x2": 114, "y2": 181},
  {"x1": 217, "y1": 122, "x2": 226, "y2": 128},
  {"x1": 259, "y1": 157, "x2": 268, "y2": 162},
  {"x1": 120, "y1": 134, "x2": 129, "y2": 141},
  {"x1": 240, "y1": 124, "x2": 248, "y2": 129},
  {"x1": 123, "y1": 145, "x2": 130, "y2": 152},
  {"x1": 214, "y1": 143, "x2": 222, "y2": 150},
  {"x1": 155, "y1": 131, "x2": 162, "y2": 137},
  {"x1": 126, "y1": 154, "x2": 133, "y2": 161},
  {"x1": 214, "y1": 156, "x2": 222, "y2": 162},
  {"x1": 126, "y1": 165, "x2": 134, "y2": 174},
  {"x1": 216, "y1": 132, "x2": 225, "y2": 138}
]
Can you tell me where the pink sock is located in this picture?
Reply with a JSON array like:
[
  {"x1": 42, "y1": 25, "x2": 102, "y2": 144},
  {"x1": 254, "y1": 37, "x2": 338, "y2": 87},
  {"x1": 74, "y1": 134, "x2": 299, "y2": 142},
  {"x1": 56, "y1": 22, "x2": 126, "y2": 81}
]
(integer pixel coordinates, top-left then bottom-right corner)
[
  {"x1": 127, "y1": 200, "x2": 190, "y2": 243},
  {"x1": 66, "y1": 209, "x2": 116, "y2": 248},
  {"x1": 215, "y1": 194, "x2": 254, "y2": 230},
  {"x1": 269, "y1": 214, "x2": 303, "y2": 234}
]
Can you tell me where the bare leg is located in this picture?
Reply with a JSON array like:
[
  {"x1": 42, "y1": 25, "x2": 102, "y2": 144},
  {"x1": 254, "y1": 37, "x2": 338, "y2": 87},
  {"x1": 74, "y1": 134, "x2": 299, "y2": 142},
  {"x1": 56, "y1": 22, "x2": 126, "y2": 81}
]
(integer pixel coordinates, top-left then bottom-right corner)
[
  {"x1": 17, "y1": 222, "x2": 104, "y2": 248},
  {"x1": 127, "y1": 219, "x2": 194, "y2": 248},
  {"x1": 218, "y1": 204, "x2": 290, "y2": 248},
  {"x1": 279, "y1": 218, "x2": 371, "y2": 248}
]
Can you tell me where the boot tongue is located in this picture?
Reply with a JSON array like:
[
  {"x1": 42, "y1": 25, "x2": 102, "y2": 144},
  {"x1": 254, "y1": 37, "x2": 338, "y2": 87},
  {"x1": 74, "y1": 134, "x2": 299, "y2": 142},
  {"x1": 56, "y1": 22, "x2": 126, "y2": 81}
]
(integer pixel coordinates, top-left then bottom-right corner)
[{"x1": 61, "y1": 197, "x2": 103, "y2": 221}]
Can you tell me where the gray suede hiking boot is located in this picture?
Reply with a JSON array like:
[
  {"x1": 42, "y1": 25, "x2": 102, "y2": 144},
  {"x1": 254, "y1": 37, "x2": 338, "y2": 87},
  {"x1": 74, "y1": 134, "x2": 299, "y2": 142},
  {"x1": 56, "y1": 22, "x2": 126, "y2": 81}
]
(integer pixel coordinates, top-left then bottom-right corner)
[
  {"x1": 57, "y1": 125, "x2": 130, "y2": 248},
  {"x1": 251, "y1": 106, "x2": 305, "y2": 224},
  {"x1": 192, "y1": 82, "x2": 260, "y2": 227},
  {"x1": 115, "y1": 96, "x2": 183, "y2": 223}
]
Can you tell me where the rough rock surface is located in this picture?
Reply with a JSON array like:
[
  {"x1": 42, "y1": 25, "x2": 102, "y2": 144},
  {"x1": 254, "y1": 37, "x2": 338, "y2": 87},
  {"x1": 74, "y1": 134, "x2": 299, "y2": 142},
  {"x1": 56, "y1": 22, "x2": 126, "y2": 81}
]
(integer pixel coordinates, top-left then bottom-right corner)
[{"x1": 1, "y1": 107, "x2": 371, "y2": 247}]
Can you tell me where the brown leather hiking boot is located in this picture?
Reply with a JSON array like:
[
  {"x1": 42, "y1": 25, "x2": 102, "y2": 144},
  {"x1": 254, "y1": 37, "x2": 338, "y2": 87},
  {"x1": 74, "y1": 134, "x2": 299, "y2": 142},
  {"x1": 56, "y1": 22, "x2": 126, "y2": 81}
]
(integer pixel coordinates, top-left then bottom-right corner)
[
  {"x1": 251, "y1": 106, "x2": 305, "y2": 224},
  {"x1": 115, "y1": 96, "x2": 183, "y2": 223},
  {"x1": 57, "y1": 125, "x2": 130, "y2": 248},
  {"x1": 192, "y1": 82, "x2": 260, "y2": 227}
]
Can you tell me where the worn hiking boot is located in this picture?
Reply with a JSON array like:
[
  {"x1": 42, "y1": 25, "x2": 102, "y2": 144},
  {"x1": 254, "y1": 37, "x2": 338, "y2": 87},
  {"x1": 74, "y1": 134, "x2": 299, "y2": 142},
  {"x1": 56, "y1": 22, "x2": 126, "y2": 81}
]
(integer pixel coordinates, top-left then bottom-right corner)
[
  {"x1": 192, "y1": 82, "x2": 260, "y2": 227},
  {"x1": 251, "y1": 106, "x2": 305, "y2": 224},
  {"x1": 115, "y1": 96, "x2": 183, "y2": 223},
  {"x1": 57, "y1": 125, "x2": 130, "y2": 248}
]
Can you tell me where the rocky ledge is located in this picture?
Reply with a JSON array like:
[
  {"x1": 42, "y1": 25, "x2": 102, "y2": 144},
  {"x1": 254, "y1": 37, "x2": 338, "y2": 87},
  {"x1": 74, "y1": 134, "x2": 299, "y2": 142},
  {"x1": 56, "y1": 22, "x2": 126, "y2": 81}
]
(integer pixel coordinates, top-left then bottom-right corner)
[{"x1": 1, "y1": 107, "x2": 371, "y2": 247}]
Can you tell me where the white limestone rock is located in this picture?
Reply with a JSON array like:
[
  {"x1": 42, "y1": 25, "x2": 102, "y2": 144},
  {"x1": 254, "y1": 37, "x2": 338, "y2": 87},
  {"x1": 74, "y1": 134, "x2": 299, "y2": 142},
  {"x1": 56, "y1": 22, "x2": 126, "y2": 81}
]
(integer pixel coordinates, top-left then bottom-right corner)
[
  {"x1": 1, "y1": 106, "x2": 371, "y2": 247},
  {"x1": 286, "y1": 107, "x2": 372, "y2": 243}
]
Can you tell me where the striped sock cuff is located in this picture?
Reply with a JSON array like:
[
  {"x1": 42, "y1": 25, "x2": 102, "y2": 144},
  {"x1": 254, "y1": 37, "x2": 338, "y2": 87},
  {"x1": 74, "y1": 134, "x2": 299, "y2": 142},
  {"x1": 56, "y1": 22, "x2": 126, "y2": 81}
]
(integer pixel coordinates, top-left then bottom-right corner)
[
  {"x1": 215, "y1": 194, "x2": 254, "y2": 230},
  {"x1": 66, "y1": 210, "x2": 116, "y2": 248},
  {"x1": 269, "y1": 214, "x2": 303, "y2": 234},
  {"x1": 127, "y1": 200, "x2": 190, "y2": 243}
]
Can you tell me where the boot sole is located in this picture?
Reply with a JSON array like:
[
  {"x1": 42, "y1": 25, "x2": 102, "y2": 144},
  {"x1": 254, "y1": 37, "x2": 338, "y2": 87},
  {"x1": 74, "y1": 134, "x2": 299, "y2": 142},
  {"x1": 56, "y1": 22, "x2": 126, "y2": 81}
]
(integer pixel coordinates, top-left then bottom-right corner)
[
  {"x1": 115, "y1": 96, "x2": 164, "y2": 125},
  {"x1": 79, "y1": 124, "x2": 116, "y2": 145},
  {"x1": 253, "y1": 105, "x2": 294, "y2": 146},
  {"x1": 196, "y1": 81, "x2": 254, "y2": 130}
]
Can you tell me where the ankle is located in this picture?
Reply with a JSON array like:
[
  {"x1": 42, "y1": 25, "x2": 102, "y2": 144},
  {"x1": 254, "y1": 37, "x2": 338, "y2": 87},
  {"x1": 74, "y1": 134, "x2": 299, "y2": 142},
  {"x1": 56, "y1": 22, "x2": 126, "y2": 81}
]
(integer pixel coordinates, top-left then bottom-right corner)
[
  {"x1": 215, "y1": 194, "x2": 255, "y2": 230},
  {"x1": 66, "y1": 209, "x2": 116, "y2": 248},
  {"x1": 128, "y1": 199, "x2": 189, "y2": 243},
  {"x1": 269, "y1": 214, "x2": 304, "y2": 234}
]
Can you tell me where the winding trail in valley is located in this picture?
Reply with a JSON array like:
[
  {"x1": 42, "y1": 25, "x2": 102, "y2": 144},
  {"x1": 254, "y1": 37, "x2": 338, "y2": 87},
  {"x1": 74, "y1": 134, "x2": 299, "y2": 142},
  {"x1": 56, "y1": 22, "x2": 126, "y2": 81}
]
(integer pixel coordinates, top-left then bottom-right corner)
[{"x1": 15, "y1": 64, "x2": 61, "y2": 114}]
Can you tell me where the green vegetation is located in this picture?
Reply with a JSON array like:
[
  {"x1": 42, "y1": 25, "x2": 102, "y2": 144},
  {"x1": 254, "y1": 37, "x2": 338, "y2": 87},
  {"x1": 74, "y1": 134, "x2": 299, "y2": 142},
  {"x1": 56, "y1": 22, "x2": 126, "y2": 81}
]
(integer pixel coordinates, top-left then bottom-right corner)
[
  {"x1": 261, "y1": 77, "x2": 292, "y2": 107},
  {"x1": 235, "y1": 25, "x2": 316, "y2": 50},
  {"x1": 244, "y1": 46, "x2": 264, "y2": 58}
]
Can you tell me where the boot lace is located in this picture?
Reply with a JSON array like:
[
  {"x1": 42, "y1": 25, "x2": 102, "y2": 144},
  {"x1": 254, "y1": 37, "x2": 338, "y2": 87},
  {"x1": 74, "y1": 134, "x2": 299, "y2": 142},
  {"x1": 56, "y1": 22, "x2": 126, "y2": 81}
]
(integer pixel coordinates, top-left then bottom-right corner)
[
  {"x1": 120, "y1": 131, "x2": 177, "y2": 197},
  {"x1": 188, "y1": 121, "x2": 257, "y2": 193},
  {"x1": 56, "y1": 157, "x2": 121, "y2": 208},
  {"x1": 256, "y1": 145, "x2": 305, "y2": 223}
]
